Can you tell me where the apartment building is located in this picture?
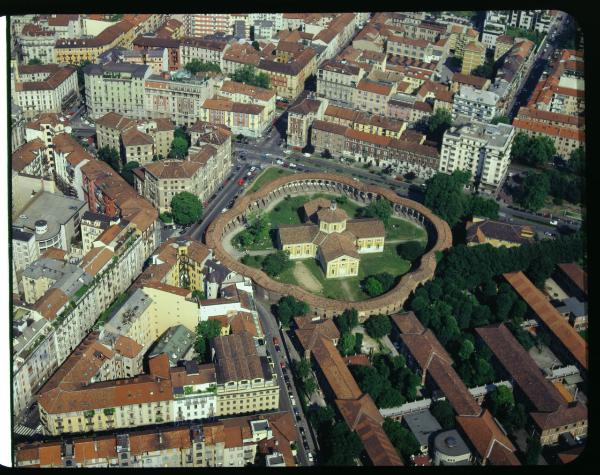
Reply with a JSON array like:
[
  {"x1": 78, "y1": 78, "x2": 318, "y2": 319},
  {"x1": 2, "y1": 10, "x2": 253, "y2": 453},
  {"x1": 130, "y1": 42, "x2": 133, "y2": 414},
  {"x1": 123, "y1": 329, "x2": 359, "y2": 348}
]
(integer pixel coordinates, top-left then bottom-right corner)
[
  {"x1": 316, "y1": 59, "x2": 365, "y2": 108},
  {"x1": 144, "y1": 72, "x2": 218, "y2": 127},
  {"x1": 118, "y1": 48, "x2": 169, "y2": 75},
  {"x1": 18, "y1": 23, "x2": 57, "y2": 64},
  {"x1": 286, "y1": 97, "x2": 328, "y2": 149},
  {"x1": 15, "y1": 412, "x2": 297, "y2": 467},
  {"x1": 199, "y1": 99, "x2": 267, "y2": 138},
  {"x1": 354, "y1": 78, "x2": 396, "y2": 115},
  {"x1": 96, "y1": 112, "x2": 175, "y2": 164},
  {"x1": 450, "y1": 73, "x2": 491, "y2": 93},
  {"x1": 11, "y1": 139, "x2": 46, "y2": 178},
  {"x1": 221, "y1": 43, "x2": 261, "y2": 76},
  {"x1": 84, "y1": 62, "x2": 151, "y2": 120},
  {"x1": 80, "y1": 211, "x2": 124, "y2": 254},
  {"x1": 133, "y1": 36, "x2": 181, "y2": 71},
  {"x1": 11, "y1": 64, "x2": 78, "y2": 120},
  {"x1": 13, "y1": 191, "x2": 87, "y2": 258},
  {"x1": 53, "y1": 20, "x2": 137, "y2": 64},
  {"x1": 179, "y1": 37, "x2": 229, "y2": 69},
  {"x1": 217, "y1": 80, "x2": 276, "y2": 123},
  {"x1": 440, "y1": 120, "x2": 515, "y2": 193},
  {"x1": 257, "y1": 48, "x2": 317, "y2": 101},
  {"x1": 452, "y1": 85, "x2": 499, "y2": 123},
  {"x1": 461, "y1": 41, "x2": 485, "y2": 75},
  {"x1": 185, "y1": 14, "x2": 232, "y2": 37},
  {"x1": 386, "y1": 35, "x2": 435, "y2": 62},
  {"x1": 13, "y1": 224, "x2": 147, "y2": 422},
  {"x1": 211, "y1": 332, "x2": 279, "y2": 417}
]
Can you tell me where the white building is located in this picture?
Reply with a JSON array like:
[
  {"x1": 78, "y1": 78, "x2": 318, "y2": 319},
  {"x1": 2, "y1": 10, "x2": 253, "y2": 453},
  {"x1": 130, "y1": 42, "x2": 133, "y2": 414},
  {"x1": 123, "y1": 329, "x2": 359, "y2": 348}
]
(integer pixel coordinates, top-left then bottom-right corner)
[
  {"x1": 439, "y1": 120, "x2": 515, "y2": 193},
  {"x1": 452, "y1": 85, "x2": 499, "y2": 123},
  {"x1": 84, "y1": 62, "x2": 152, "y2": 120}
]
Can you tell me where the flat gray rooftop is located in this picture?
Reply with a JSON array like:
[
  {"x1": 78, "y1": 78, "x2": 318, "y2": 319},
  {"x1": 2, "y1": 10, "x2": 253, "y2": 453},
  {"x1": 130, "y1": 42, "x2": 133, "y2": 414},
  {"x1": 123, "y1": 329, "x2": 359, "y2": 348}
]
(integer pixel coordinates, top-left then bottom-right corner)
[{"x1": 402, "y1": 409, "x2": 442, "y2": 447}]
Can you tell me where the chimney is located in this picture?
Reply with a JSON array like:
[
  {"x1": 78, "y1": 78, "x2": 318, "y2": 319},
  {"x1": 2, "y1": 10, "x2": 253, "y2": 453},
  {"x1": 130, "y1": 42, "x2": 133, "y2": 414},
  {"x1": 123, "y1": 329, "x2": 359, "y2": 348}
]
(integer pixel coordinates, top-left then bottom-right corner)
[{"x1": 330, "y1": 200, "x2": 337, "y2": 211}]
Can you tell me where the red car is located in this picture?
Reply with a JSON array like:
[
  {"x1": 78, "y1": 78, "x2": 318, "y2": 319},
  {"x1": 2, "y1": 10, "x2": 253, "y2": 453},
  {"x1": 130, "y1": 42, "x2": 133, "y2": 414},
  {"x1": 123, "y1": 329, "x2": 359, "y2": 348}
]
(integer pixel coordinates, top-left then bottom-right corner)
[
  {"x1": 272, "y1": 337, "x2": 279, "y2": 345},
  {"x1": 238, "y1": 178, "x2": 245, "y2": 186},
  {"x1": 280, "y1": 361, "x2": 286, "y2": 369}
]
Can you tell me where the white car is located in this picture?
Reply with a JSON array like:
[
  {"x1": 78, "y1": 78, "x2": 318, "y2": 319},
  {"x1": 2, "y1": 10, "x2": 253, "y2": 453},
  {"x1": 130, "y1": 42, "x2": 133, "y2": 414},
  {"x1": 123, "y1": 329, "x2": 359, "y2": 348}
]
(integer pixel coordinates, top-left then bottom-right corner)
[
  {"x1": 549, "y1": 219, "x2": 558, "y2": 226},
  {"x1": 284, "y1": 150, "x2": 292, "y2": 155},
  {"x1": 303, "y1": 153, "x2": 311, "y2": 157},
  {"x1": 247, "y1": 171, "x2": 252, "y2": 176},
  {"x1": 250, "y1": 166, "x2": 256, "y2": 172},
  {"x1": 289, "y1": 162, "x2": 297, "y2": 168},
  {"x1": 276, "y1": 159, "x2": 284, "y2": 165},
  {"x1": 307, "y1": 453, "x2": 314, "y2": 463},
  {"x1": 290, "y1": 395, "x2": 296, "y2": 406},
  {"x1": 221, "y1": 208, "x2": 228, "y2": 213}
]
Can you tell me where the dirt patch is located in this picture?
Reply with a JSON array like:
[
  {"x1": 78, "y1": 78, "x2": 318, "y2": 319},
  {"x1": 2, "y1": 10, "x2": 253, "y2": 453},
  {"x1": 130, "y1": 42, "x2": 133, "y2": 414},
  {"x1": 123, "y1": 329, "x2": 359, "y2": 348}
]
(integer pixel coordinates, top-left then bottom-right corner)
[
  {"x1": 293, "y1": 261, "x2": 323, "y2": 293},
  {"x1": 340, "y1": 279, "x2": 358, "y2": 301}
]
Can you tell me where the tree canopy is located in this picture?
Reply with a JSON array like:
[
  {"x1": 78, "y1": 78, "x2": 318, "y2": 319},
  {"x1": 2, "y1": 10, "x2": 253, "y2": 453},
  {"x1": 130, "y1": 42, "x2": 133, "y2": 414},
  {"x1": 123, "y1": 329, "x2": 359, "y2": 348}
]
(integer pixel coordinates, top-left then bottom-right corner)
[
  {"x1": 28, "y1": 58, "x2": 42, "y2": 65},
  {"x1": 194, "y1": 319, "x2": 222, "y2": 362},
  {"x1": 120, "y1": 161, "x2": 139, "y2": 186},
  {"x1": 320, "y1": 421, "x2": 364, "y2": 466},
  {"x1": 430, "y1": 400, "x2": 456, "y2": 429},
  {"x1": 231, "y1": 65, "x2": 270, "y2": 89},
  {"x1": 511, "y1": 133, "x2": 556, "y2": 167},
  {"x1": 262, "y1": 250, "x2": 292, "y2": 277},
  {"x1": 427, "y1": 109, "x2": 453, "y2": 145},
  {"x1": 362, "y1": 197, "x2": 393, "y2": 226},
  {"x1": 274, "y1": 295, "x2": 309, "y2": 326},
  {"x1": 516, "y1": 172, "x2": 550, "y2": 211},
  {"x1": 424, "y1": 170, "x2": 470, "y2": 226},
  {"x1": 98, "y1": 146, "x2": 121, "y2": 172},
  {"x1": 170, "y1": 192, "x2": 203, "y2": 225},
  {"x1": 383, "y1": 418, "x2": 421, "y2": 461},
  {"x1": 364, "y1": 314, "x2": 392, "y2": 339},
  {"x1": 398, "y1": 241, "x2": 425, "y2": 261},
  {"x1": 169, "y1": 136, "x2": 189, "y2": 159},
  {"x1": 335, "y1": 308, "x2": 359, "y2": 336},
  {"x1": 184, "y1": 59, "x2": 221, "y2": 74}
]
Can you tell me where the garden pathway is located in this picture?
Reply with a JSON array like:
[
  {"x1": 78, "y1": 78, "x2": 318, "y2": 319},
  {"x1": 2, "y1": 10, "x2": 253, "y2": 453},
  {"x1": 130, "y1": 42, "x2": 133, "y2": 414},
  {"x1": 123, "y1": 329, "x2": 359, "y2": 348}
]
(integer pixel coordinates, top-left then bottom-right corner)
[{"x1": 292, "y1": 261, "x2": 323, "y2": 293}]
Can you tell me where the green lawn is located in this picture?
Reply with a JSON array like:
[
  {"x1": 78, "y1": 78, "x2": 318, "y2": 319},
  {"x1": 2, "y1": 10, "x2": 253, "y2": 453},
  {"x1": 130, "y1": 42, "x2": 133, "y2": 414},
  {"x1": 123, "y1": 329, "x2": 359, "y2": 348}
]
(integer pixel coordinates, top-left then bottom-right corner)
[
  {"x1": 385, "y1": 217, "x2": 428, "y2": 242},
  {"x1": 275, "y1": 245, "x2": 411, "y2": 302},
  {"x1": 247, "y1": 167, "x2": 294, "y2": 193}
]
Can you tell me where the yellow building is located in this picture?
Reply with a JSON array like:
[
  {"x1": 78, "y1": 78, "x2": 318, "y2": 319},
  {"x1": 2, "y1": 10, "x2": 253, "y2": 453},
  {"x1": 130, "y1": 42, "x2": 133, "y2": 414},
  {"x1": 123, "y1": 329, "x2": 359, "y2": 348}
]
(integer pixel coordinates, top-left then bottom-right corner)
[
  {"x1": 461, "y1": 41, "x2": 485, "y2": 75},
  {"x1": 465, "y1": 217, "x2": 535, "y2": 248},
  {"x1": 150, "y1": 238, "x2": 210, "y2": 292},
  {"x1": 277, "y1": 198, "x2": 385, "y2": 279},
  {"x1": 211, "y1": 333, "x2": 279, "y2": 416}
]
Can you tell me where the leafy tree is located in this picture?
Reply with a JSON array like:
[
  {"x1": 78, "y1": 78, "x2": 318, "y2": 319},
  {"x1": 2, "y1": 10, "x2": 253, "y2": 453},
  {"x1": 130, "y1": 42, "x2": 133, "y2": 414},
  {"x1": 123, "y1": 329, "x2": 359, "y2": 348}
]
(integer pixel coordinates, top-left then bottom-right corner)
[
  {"x1": 252, "y1": 40, "x2": 260, "y2": 50},
  {"x1": 294, "y1": 358, "x2": 312, "y2": 380},
  {"x1": 465, "y1": 195, "x2": 500, "y2": 219},
  {"x1": 159, "y1": 212, "x2": 173, "y2": 223},
  {"x1": 491, "y1": 115, "x2": 510, "y2": 124},
  {"x1": 472, "y1": 61, "x2": 494, "y2": 79},
  {"x1": 191, "y1": 289, "x2": 205, "y2": 302},
  {"x1": 458, "y1": 339, "x2": 475, "y2": 361},
  {"x1": 364, "y1": 276, "x2": 384, "y2": 297},
  {"x1": 307, "y1": 404, "x2": 335, "y2": 432},
  {"x1": 338, "y1": 333, "x2": 357, "y2": 356},
  {"x1": 364, "y1": 314, "x2": 392, "y2": 339},
  {"x1": 249, "y1": 25, "x2": 255, "y2": 41},
  {"x1": 275, "y1": 295, "x2": 309, "y2": 326},
  {"x1": 321, "y1": 422, "x2": 364, "y2": 465},
  {"x1": 427, "y1": 109, "x2": 453, "y2": 145},
  {"x1": 321, "y1": 149, "x2": 332, "y2": 159},
  {"x1": 486, "y1": 385, "x2": 514, "y2": 419},
  {"x1": 424, "y1": 170, "x2": 471, "y2": 226},
  {"x1": 98, "y1": 146, "x2": 121, "y2": 172},
  {"x1": 524, "y1": 436, "x2": 542, "y2": 465},
  {"x1": 303, "y1": 376, "x2": 318, "y2": 396},
  {"x1": 511, "y1": 133, "x2": 555, "y2": 168},
  {"x1": 353, "y1": 332, "x2": 363, "y2": 354},
  {"x1": 262, "y1": 250, "x2": 292, "y2": 277},
  {"x1": 430, "y1": 400, "x2": 456, "y2": 429},
  {"x1": 517, "y1": 172, "x2": 550, "y2": 211},
  {"x1": 569, "y1": 147, "x2": 585, "y2": 175},
  {"x1": 231, "y1": 64, "x2": 270, "y2": 89},
  {"x1": 77, "y1": 59, "x2": 92, "y2": 89},
  {"x1": 335, "y1": 308, "x2": 359, "y2": 336},
  {"x1": 153, "y1": 154, "x2": 165, "y2": 161},
  {"x1": 194, "y1": 319, "x2": 222, "y2": 362},
  {"x1": 120, "y1": 161, "x2": 139, "y2": 186},
  {"x1": 447, "y1": 56, "x2": 462, "y2": 70},
  {"x1": 169, "y1": 136, "x2": 189, "y2": 159},
  {"x1": 171, "y1": 192, "x2": 203, "y2": 225},
  {"x1": 398, "y1": 241, "x2": 424, "y2": 261},
  {"x1": 28, "y1": 58, "x2": 42, "y2": 65},
  {"x1": 184, "y1": 59, "x2": 221, "y2": 74},
  {"x1": 363, "y1": 198, "x2": 393, "y2": 226},
  {"x1": 383, "y1": 418, "x2": 421, "y2": 461}
]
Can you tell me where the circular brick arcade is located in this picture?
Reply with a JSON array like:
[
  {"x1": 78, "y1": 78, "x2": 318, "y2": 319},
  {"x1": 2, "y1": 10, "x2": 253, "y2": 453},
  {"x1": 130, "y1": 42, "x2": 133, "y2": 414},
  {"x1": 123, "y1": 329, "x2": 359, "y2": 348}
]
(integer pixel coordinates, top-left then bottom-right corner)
[{"x1": 206, "y1": 172, "x2": 452, "y2": 320}]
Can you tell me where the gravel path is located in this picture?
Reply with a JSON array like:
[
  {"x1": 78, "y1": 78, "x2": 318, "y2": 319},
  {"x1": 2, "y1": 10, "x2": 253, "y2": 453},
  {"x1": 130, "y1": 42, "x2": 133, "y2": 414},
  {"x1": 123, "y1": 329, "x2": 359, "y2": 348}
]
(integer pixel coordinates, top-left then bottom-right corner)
[{"x1": 292, "y1": 261, "x2": 323, "y2": 293}]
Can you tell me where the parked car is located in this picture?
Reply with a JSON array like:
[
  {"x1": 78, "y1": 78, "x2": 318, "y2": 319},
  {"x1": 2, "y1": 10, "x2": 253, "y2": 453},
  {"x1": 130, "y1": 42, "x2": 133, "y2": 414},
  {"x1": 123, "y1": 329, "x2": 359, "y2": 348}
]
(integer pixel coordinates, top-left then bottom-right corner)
[
  {"x1": 307, "y1": 453, "x2": 314, "y2": 463},
  {"x1": 299, "y1": 426, "x2": 305, "y2": 435},
  {"x1": 303, "y1": 441, "x2": 309, "y2": 450},
  {"x1": 549, "y1": 219, "x2": 558, "y2": 226},
  {"x1": 272, "y1": 336, "x2": 279, "y2": 345},
  {"x1": 221, "y1": 208, "x2": 228, "y2": 213},
  {"x1": 276, "y1": 159, "x2": 284, "y2": 165},
  {"x1": 289, "y1": 162, "x2": 297, "y2": 168},
  {"x1": 280, "y1": 361, "x2": 286, "y2": 369},
  {"x1": 284, "y1": 150, "x2": 292, "y2": 155},
  {"x1": 303, "y1": 153, "x2": 311, "y2": 157},
  {"x1": 238, "y1": 178, "x2": 245, "y2": 185},
  {"x1": 290, "y1": 396, "x2": 296, "y2": 406},
  {"x1": 250, "y1": 166, "x2": 256, "y2": 172}
]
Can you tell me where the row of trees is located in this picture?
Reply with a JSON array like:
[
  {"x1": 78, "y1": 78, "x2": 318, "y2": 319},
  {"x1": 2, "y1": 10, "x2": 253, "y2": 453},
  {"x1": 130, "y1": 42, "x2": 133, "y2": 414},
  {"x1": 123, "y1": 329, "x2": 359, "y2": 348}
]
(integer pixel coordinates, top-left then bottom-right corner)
[
  {"x1": 334, "y1": 309, "x2": 363, "y2": 356},
  {"x1": 382, "y1": 418, "x2": 421, "y2": 461},
  {"x1": 358, "y1": 196, "x2": 393, "y2": 226},
  {"x1": 511, "y1": 133, "x2": 557, "y2": 168},
  {"x1": 424, "y1": 171, "x2": 500, "y2": 226},
  {"x1": 363, "y1": 272, "x2": 396, "y2": 297},
  {"x1": 398, "y1": 241, "x2": 425, "y2": 261},
  {"x1": 292, "y1": 357, "x2": 318, "y2": 398},
  {"x1": 349, "y1": 353, "x2": 420, "y2": 408}
]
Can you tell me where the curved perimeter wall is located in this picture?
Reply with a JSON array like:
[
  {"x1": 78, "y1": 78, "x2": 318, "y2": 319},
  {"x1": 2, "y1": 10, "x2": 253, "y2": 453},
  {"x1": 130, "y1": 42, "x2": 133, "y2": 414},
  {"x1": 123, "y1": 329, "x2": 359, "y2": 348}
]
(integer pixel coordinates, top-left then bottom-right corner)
[{"x1": 206, "y1": 172, "x2": 452, "y2": 320}]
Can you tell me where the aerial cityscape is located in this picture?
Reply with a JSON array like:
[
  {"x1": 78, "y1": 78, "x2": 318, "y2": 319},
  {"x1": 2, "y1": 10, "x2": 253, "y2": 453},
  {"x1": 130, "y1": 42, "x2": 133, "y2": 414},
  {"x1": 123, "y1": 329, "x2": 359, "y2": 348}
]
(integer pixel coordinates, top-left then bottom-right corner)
[{"x1": 9, "y1": 10, "x2": 586, "y2": 467}]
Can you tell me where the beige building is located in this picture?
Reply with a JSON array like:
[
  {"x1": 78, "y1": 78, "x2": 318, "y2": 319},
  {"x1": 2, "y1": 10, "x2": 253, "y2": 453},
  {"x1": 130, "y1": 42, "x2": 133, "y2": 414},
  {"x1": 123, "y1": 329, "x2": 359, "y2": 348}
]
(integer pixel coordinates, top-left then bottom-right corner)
[
  {"x1": 11, "y1": 63, "x2": 79, "y2": 120},
  {"x1": 354, "y1": 78, "x2": 396, "y2": 115},
  {"x1": 199, "y1": 98, "x2": 268, "y2": 139},
  {"x1": 277, "y1": 199, "x2": 385, "y2": 279},
  {"x1": 96, "y1": 112, "x2": 175, "y2": 164},
  {"x1": 211, "y1": 332, "x2": 279, "y2": 417},
  {"x1": 217, "y1": 80, "x2": 276, "y2": 124},
  {"x1": 257, "y1": 48, "x2": 317, "y2": 101},
  {"x1": 316, "y1": 59, "x2": 365, "y2": 108},
  {"x1": 461, "y1": 41, "x2": 485, "y2": 75},
  {"x1": 286, "y1": 97, "x2": 328, "y2": 149}
]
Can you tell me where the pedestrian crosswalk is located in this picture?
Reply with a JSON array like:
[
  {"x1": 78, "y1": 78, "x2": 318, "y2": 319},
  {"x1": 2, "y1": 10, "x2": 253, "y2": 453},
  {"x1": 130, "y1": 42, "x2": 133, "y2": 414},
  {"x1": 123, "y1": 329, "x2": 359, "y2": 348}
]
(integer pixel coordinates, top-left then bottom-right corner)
[{"x1": 14, "y1": 424, "x2": 42, "y2": 437}]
